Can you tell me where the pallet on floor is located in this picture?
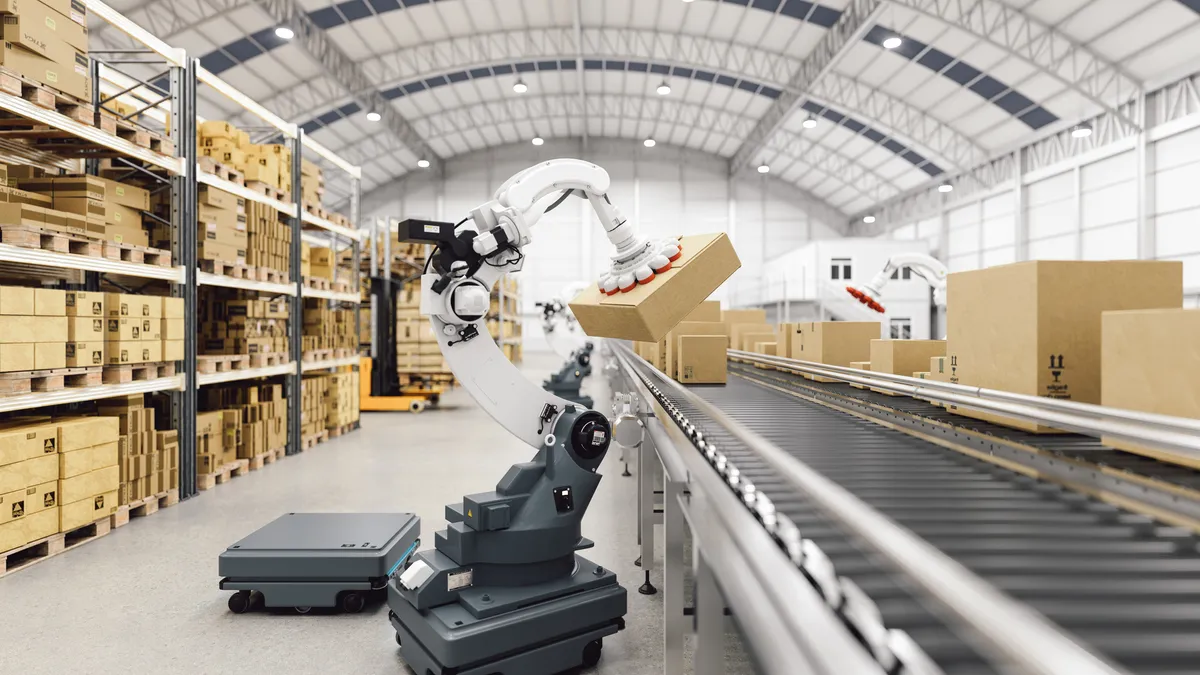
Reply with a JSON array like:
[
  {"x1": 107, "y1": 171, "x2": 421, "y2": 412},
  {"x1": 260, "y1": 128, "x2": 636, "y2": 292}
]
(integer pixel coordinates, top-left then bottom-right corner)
[
  {"x1": 102, "y1": 240, "x2": 172, "y2": 267},
  {"x1": 110, "y1": 489, "x2": 180, "y2": 528},
  {"x1": 247, "y1": 447, "x2": 285, "y2": 471},
  {"x1": 0, "y1": 223, "x2": 101, "y2": 256},
  {"x1": 199, "y1": 257, "x2": 252, "y2": 279},
  {"x1": 246, "y1": 180, "x2": 288, "y2": 203},
  {"x1": 197, "y1": 459, "x2": 250, "y2": 491},
  {"x1": 248, "y1": 352, "x2": 287, "y2": 368},
  {"x1": 102, "y1": 361, "x2": 176, "y2": 384},
  {"x1": 302, "y1": 431, "x2": 328, "y2": 450},
  {"x1": 0, "y1": 366, "x2": 102, "y2": 396},
  {"x1": 0, "y1": 516, "x2": 111, "y2": 578},
  {"x1": 196, "y1": 355, "x2": 247, "y2": 374},
  {"x1": 326, "y1": 422, "x2": 358, "y2": 438}
]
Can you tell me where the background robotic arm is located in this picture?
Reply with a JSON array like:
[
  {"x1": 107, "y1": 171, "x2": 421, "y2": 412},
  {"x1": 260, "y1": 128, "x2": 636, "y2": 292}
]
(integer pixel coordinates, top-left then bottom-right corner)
[{"x1": 846, "y1": 252, "x2": 949, "y2": 314}]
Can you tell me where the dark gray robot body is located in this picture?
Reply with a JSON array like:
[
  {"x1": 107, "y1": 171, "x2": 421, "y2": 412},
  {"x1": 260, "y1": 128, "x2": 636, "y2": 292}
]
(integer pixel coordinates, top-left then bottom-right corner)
[
  {"x1": 543, "y1": 345, "x2": 594, "y2": 408},
  {"x1": 389, "y1": 405, "x2": 627, "y2": 674},
  {"x1": 220, "y1": 512, "x2": 420, "y2": 613}
]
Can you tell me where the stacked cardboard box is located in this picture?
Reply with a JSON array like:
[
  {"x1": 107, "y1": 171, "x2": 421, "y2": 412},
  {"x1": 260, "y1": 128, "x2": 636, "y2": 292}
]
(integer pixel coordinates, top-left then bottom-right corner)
[
  {"x1": 195, "y1": 409, "x2": 232, "y2": 475},
  {"x1": 98, "y1": 394, "x2": 174, "y2": 504},
  {"x1": 945, "y1": 260, "x2": 1181, "y2": 432},
  {"x1": 196, "y1": 185, "x2": 247, "y2": 265},
  {"x1": 200, "y1": 383, "x2": 287, "y2": 461},
  {"x1": 395, "y1": 283, "x2": 447, "y2": 374},
  {"x1": 302, "y1": 300, "x2": 355, "y2": 353},
  {"x1": 53, "y1": 416, "x2": 119, "y2": 530},
  {"x1": 325, "y1": 371, "x2": 359, "y2": 429},
  {"x1": 198, "y1": 122, "x2": 293, "y2": 200},
  {"x1": 246, "y1": 200, "x2": 291, "y2": 274},
  {"x1": 0, "y1": 286, "x2": 66, "y2": 371},
  {"x1": 17, "y1": 175, "x2": 150, "y2": 246},
  {"x1": 301, "y1": 158, "x2": 323, "y2": 206},
  {"x1": 0, "y1": 0, "x2": 91, "y2": 101},
  {"x1": 868, "y1": 339, "x2": 946, "y2": 395},
  {"x1": 103, "y1": 292, "x2": 164, "y2": 365},
  {"x1": 300, "y1": 241, "x2": 311, "y2": 278},
  {"x1": 0, "y1": 419, "x2": 59, "y2": 552},
  {"x1": 301, "y1": 373, "x2": 329, "y2": 439},
  {"x1": 200, "y1": 294, "x2": 289, "y2": 357}
]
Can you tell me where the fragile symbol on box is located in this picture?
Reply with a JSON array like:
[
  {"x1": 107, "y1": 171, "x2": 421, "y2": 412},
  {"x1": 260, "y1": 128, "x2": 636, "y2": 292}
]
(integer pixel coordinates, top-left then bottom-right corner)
[{"x1": 44, "y1": 491, "x2": 55, "y2": 507}]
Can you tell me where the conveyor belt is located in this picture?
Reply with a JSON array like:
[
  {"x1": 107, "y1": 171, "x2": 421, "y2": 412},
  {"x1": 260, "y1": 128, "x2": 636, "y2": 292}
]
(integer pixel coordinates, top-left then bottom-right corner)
[{"x1": 645, "y1": 367, "x2": 1200, "y2": 675}]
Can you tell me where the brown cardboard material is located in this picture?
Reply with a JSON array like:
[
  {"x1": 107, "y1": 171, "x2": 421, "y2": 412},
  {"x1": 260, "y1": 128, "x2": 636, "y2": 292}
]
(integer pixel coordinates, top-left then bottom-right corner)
[
  {"x1": 0, "y1": 286, "x2": 33, "y2": 315},
  {"x1": 869, "y1": 340, "x2": 946, "y2": 396},
  {"x1": 665, "y1": 321, "x2": 726, "y2": 380},
  {"x1": 162, "y1": 339, "x2": 182, "y2": 361},
  {"x1": 0, "y1": 343, "x2": 34, "y2": 371},
  {"x1": 65, "y1": 316, "x2": 103, "y2": 341},
  {"x1": 58, "y1": 440, "x2": 118, "y2": 478},
  {"x1": 947, "y1": 260, "x2": 1182, "y2": 432},
  {"x1": 0, "y1": 453, "x2": 57, "y2": 493},
  {"x1": 1100, "y1": 308, "x2": 1200, "y2": 467},
  {"x1": 720, "y1": 309, "x2": 767, "y2": 346},
  {"x1": 64, "y1": 341, "x2": 102, "y2": 367},
  {"x1": 0, "y1": 41, "x2": 89, "y2": 100},
  {"x1": 105, "y1": 316, "x2": 140, "y2": 341},
  {"x1": 0, "y1": 506, "x2": 56, "y2": 552},
  {"x1": 96, "y1": 177, "x2": 149, "y2": 210},
  {"x1": 64, "y1": 290, "x2": 103, "y2": 317},
  {"x1": 0, "y1": 480, "x2": 56, "y2": 522},
  {"x1": 848, "y1": 361, "x2": 871, "y2": 390},
  {"x1": 0, "y1": 0, "x2": 88, "y2": 50},
  {"x1": 138, "y1": 316, "x2": 159, "y2": 341},
  {"x1": 199, "y1": 186, "x2": 237, "y2": 210},
  {"x1": 753, "y1": 342, "x2": 777, "y2": 356},
  {"x1": 790, "y1": 322, "x2": 882, "y2": 382},
  {"x1": 682, "y1": 300, "x2": 722, "y2": 323},
  {"x1": 34, "y1": 288, "x2": 64, "y2": 315},
  {"x1": 775, "y1": 323, "x2": 797, "y2": 359},
  {"x1": 729, "y1": 323, "x2": 774, "y2": 353},
  {"x1": 161, "y1": 297, "x2": 183, "y2": 319},
  {"x1": 570, "y1": 233, "x2": 741, "y2": 342},
  {"x1": 739, "y1": 331, "x2": 777, "y2": 352},
  {"x1": 58, "y1": 464, "x2": 118, "y2": 504},
  {"x1": 34, "y1": 342, "x2": 63, "y2": 369},
  {"x1": 0, "y1": 315, "x2": 33, "y2": 343},
  {"x1": 33, "y1": 316, "x2": 65, "y2": 342},
  {"x1": 55, "y1": 416, "x2": 117, "y2": 452},
  {"x1": 60, "y1": 489, "x2": 117, "y2": 531},
  {"x1": 677, "y1": 335, "x2": 727, "y2": 384},
  {"x1": 105, "y1": 340, "x2": 159, "y2": 365},
  {"x1": 0, "y1": 423, "x2": 45, "y2": 466}
]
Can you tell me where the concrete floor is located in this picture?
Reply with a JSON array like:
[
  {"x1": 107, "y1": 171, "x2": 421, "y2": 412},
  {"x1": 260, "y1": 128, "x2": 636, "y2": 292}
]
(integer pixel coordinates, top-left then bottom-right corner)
[{"x1": 0, "y1": 353, "x2": 698, "y2": 675}]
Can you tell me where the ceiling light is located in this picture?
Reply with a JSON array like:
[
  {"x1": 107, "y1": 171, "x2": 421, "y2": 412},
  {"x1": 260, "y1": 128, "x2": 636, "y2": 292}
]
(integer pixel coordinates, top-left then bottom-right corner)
[
  {"x1": 656, "y1": 81, "x2": 671, "y2": 96},
  {"x1": 863, "y1": 215, "x2": 876, "y2": 224},
  {"x1": 1070, "y1": 123, "x2": 1093, "y2": 139},
  {"x1": 274, "y1": 26, "x2": 294, "y2": 40},
  {"x1": 938, "y1": 182, "x2": 953, "y2": 193},
  {"x1": 757, "y1": 164, "x2": 770, "y2": 174},
  {"x1": 682, "y1": 0, "x2": 695, "y2": 3},
  {"x1": 417, "y1": 159, "x2": 430, "y2": 169},
  {"x1": 366, "y1": 110, "x2": 381, "y2": 122},
  {"x1": 513, "y1": 79, "x2": 527, "y2": 94},
  {"x1": 532, "y1": 136, "x2": 544, "y2": 146},
  {"x1": 643, "y1": 138, "x2": 656, "y2": 148},
  {"x1": 802, "y1": 116, "x2": 817, "y2": 129},
  {"x1": 882, "y1": 36, "x2": 902, "y2": 50}
]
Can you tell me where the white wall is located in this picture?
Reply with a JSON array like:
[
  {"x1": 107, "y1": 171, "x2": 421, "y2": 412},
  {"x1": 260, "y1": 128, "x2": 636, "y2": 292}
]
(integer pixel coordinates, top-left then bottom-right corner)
[{"x1": 359, "y1": 138, "x2": 845, "y2": 348}]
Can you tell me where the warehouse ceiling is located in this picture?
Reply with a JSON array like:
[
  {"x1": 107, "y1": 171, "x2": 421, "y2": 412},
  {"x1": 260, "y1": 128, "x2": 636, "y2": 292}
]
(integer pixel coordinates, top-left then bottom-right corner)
[{"x1": 90, "y1": 0, "x2": 1200, "y2": 215}]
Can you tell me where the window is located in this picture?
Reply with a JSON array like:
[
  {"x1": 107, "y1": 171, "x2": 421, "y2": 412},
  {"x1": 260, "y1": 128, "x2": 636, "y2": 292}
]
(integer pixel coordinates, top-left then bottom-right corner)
[
  {"x1": 831, "y1": 257, "x2": 851, "y2": 280},
  {"x1": 890, "y1": 267, "x2": 913, "y2": 280},
  {"x1": 889, "y1": 318, "x2": 912, "y2": 340}
]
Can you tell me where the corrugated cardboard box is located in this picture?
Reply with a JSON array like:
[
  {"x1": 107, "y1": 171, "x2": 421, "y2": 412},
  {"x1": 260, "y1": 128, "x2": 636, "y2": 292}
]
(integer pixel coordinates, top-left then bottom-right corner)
[
  {"x1": 0, "y1": 343, "x2": 34, "y2": 371},
  {"x1": 105, "y1": 316, "x2": 140, "y2": 341},
  {"x1": 869, "y1": 340, "x2": 946, "y2": 396},
  {"x1": 0, "y1": 0, "x2": 88, "y2": 49},
  {"x1": 66, "y1": 316, "x2": 103, "y2": 341},
  {"x1": 162, "y1": 340, "x2": 182, "y2": 361},
  {"x1": 0, "y1": 41, "x2": 89, "y2": 100},
  {"x1": 0, "y1": 506, "x2": 57, "y2": 552},
  {"x1": 729, "y1": 323, "x2": 773, "y2": 353},
  {"x1": 849, "y1": 361, "x2": 871, "y2": 390},
  {"x1": 60, "y1": 490, "x2": 117, "y2": 531},
  {"x1": 570, "y1": 233, "x2": 741, "y2": 342},
  {"x1": 33, "y1": 316, "x2": 64, "y2": 342},
  {"x1": 947, "y1": 260, "x2": 1182, "y2": 432},
  {"x1": 34, "y1": 288, "x2": 64, "y2": 315},
  {"x1": 65, "y1": 290, "x2": 103, "y2": 317},
  {"x1": 0, "y1": 480, "x2": 56, "y2": 523},
  {"x1": 0, "y1": 286, "x2": 33, "y2": 315},
  {"x1": 791, "y1": 322, "x2": 881, "y2": 383},
  {"x1": 683, "y1": 300, "x2": 722, "y2": 323},
  {"x1": 97, "y1": 177, "x2": 149, "y2": 210},
  {"x1": 775, "y1": 323, "x2": 797, "y2": 359},
  {"x1": 753, "y1": 342, "x2": 777, "y2": 356},
  {"x1": 0, "y1": 317, "x2": 33, "y2": 342},
  {"x1": 105, "y1": 340, "x2": 159, "y2": 365},
  {"x1": 739, "y1": 331, "x2": 777, "y2": 352},
  {"x1": 665, "y1": 320, "x2": 726, "y2": 381},
  {"x1": 34, "y1": 342, "x2": 63, "y2": 369},
  {"x1": 58, "y1": 464, "x2": 118, "y2": 504},
  {"x1": 65, "y1": 341, "x2": 102, "y2": 367},
  {"x1": 677, "y1": 335, "x2": 727, "y2": 384},
  {"x1": 1100, "y1": 308, "x2": 1200, "y2": 467},
  {"x1": 161, "y1": 297, "x2": 183, "y2": 319},
  {"x1": 0, "y1": 453, "x2": 57, "y2": 493},
  {"x1": 55, "y1": 417, "x2": 118, "y2": 452},
  {"x1": 59, "y1": 441, "x2": 117, "y2": 478},
  {"x1": 0, "y1": 423, "x2": 48, "y2": 466}
]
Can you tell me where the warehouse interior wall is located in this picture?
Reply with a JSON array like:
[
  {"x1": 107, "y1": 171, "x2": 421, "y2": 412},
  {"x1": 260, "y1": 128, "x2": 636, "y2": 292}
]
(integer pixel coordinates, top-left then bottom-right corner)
[{"x1": 359, "y1": 138, "x2": 844, "y2": 349}]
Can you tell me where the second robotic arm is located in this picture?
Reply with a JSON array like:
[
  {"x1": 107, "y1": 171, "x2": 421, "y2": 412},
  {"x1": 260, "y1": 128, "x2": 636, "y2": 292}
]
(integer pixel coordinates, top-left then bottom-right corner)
[{"x1": 847, "y1": 252, "x2": 948, "y2": 313}]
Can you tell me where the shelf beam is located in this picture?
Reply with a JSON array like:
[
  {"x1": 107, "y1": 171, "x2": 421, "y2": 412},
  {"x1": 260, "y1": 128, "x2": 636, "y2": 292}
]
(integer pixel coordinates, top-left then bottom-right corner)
[
  {"x1": 301, "y1": 355, "x2": 359, "y2": 372},
  {"x1": 198, "y1": 169, "x2": 297, "y2": 217},
  {"x1": 197, "y1": 362, "x2": 297, "y2": 387},
  {"x1": 198, "y1": 270, "x2": 296, "y2": 295},
  {"x1": 0, "y1": 375, "x2": 184, "y2": 414}
]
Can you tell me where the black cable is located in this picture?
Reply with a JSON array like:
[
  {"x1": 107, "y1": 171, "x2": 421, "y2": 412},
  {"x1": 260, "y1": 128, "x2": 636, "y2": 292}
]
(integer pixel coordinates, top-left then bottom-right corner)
[{"x1": 544, "y1": 189, "x2": 575, "y2": 214}]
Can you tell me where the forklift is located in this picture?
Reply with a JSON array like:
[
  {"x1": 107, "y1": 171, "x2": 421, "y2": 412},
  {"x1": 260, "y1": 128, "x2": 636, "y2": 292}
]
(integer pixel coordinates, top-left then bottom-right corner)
[{"x1": 359, "y1": 269, "x2": 445, "y2": 414}]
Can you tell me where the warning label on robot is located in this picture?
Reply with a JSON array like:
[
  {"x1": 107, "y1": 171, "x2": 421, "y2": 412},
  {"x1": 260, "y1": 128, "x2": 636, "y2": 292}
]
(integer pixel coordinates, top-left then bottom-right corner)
[{"x1": 448, "y1": 569, "x2": 474, "y2": 591}]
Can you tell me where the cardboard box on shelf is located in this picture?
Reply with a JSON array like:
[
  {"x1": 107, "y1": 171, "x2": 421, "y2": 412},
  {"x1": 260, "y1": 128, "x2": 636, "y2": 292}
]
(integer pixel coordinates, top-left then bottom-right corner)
[
  {"x1": 791, "y1": 322, "x2": 882, "y2": 383},
  {"x1": 198, "y1": 240, "x2": 246, "y2": 264},
  {"x1": 677, "y1": 335, "x2": 728, "y2": 384},
  {"x1": 0, "y1": 453, "x2": 57, "y2": 493},
  {"x1": 0, "y1": 317, "x2": 33, "y2": 342},
  {"x1": 64, "y1": 291, "x2": 103, "y2": 317},
  {"x1": 105, "y1": 316, "x2": 140, "y2": 341},
  {"x1": 161, "y1": 297, "x2": 183, "y2": 319},
  {"x1": 0, "y1": 480, "x2": 56, "y2": 523},
  {"x1": 34, "y1": 342, "x2": 63, "y2": 369},
  {"x1": 34, "y1": 288, "x2": 65, "y2": 316},
  {"x1": 0, "y1": 0, "x2": 88, "y2": 54},
  {"x1": 33, "y1": 316, "x2": 65, "y2": 342},
  {"x1": 161, "y1": 340, "x2": 182, "y2": 361},
  {"x1": 58, "y1": 441, "x2": 118, "y2": 478},
  {"x1": 60, "y1": 489, "x2": 117, "y2": 531},
  {"x1": 947, "y1": 260, "x2": 1182, "y2": 432},
  {"x1": 66, "y1": 316, "x2": 104, "y2": 341},
  {"x1": 55, "y1": 417, "x2": 117, "y2": 452},
  {"x1": 0, "y1": 506, "x2": 57, "y2": 552},
  {"x1": 64, "y1": 341, "x2": 102, "y2": 367},
  {"x1": 0, "y1": 41, "x2": 89, "y2": 100},
  {"x1": 0, "y1": 343, "x2": 34, "y2": 371},
  {"x1": 0, "y1": 286, "x2": 34, "y2": 315},
  {"x1": 57, "y1": 463, "x2": 117, "y2": 504},
  {"x1": 570, "y1": 233, "x2": 741, "y2": 342},
  {"x1": 1100, "y1": 308, "x2": 1200, "y2": 467},
  {"x1": 0, "y1": 422, "x2": 50, "y2": 467},
  {"x1": 105, "y1": 341, "x2": 159, "y2": 365},
  {"x1": 199, "y1": 120, "x2": 239, "y2": 141},
  {"x1": 97, "y1": 177, "x2": 149, "y2": 211},
  {"x1": 106, "y1": 221, "x2": 148, "y2": 247}
]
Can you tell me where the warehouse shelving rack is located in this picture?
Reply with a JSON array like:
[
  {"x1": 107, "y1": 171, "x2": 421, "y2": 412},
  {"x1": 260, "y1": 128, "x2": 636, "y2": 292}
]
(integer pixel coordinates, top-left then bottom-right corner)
[{"x1": 0, "y1": 1, "x2": 363, "y2": 499}]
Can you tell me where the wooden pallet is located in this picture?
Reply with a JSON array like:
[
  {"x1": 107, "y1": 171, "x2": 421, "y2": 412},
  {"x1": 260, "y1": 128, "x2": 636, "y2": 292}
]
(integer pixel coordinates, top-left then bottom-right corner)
[
  {"x1": 301, "y1": 431, "x2": 328, "y2": 450},
  {"x1": 303, "y1": 276, "x2": 330, "y2": 291},
  {"x1": 303, "y1": 201, "x2": 329, "y2": 220},
  {"x1": 0, "y1": 223, "x2": 101, "y2": 256},
  {"x1": 0, "y1": 66, "x2": 90, "y2": 115},
  {"x1": 101, "y1": 241, "x2": 172, "y2": 267},
  {"x1": 199, "y1": 258, "x2": 252, "y2": 279},
  {"x1": 110, "y1": 489, "x2": 179, "y2": 529},
  {"x1": 327, "y1": 423, "x2": 357, "y2": 438},
  {"x1": 197, "y1": 459, "x2": 250, "y2": 491},
  {"x1": 398, "y1": 373, "x2": 456, "y2": 386},
  {"x1": 0, "y1": 366, "x2": 102, "y2": 396},
  {"x1": 246, "y1": 180, "x2": 288, "y2": 202},
  {"x1": 255, "y1": 266, "x2": 288, "y2": 284},
  {"x1": 247, "y1": 447, "x2": 285, "y2": 471},
  {"x1": 196, "y1": 355, "x2": 248, "y2": 374},
  {"x1": 198, "y1": 156, "x2": 245, "y2": 185},
  {"x1": 331, "y1": 280, "x2": 351, "y2": 294},
  {"x1": 303, "y1": 349, "x2": 333, "y2": 363},
  {"x1": 0, "y1": 516, "x2": 111, "y2": 578},
  {"x1": 248, "y1": 352, "x2": 286, "y2": 368},
  {"x1": 102, "y1": 361, "x2": 176, "y2": 384}
]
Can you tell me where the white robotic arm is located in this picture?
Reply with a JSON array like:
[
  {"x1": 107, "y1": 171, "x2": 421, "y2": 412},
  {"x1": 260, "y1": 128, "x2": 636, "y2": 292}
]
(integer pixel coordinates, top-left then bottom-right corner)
[
  {"x1": 847, "y1": 253, "x2": 948, "y2": 313},
  {"x1": 540, "y1": 281, "x2": 590, "y2": 361}
]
